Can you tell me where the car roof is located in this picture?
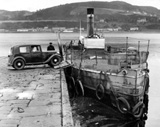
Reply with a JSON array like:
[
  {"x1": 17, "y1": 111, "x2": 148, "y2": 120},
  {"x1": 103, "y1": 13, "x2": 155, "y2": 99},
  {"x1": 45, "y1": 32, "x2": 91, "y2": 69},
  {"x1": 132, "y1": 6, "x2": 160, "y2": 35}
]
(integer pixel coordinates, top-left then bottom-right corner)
[{"x1": 12, "y1": 44, "x2": 40, "y2": 48}]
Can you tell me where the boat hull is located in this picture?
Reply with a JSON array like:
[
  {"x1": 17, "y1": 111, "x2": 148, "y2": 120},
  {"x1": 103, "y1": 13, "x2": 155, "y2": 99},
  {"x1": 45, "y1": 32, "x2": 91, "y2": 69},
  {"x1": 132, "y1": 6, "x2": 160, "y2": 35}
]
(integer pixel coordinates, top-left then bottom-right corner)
[{"x1": 64, "y1": 65, "x2": 149, "y2": 118}]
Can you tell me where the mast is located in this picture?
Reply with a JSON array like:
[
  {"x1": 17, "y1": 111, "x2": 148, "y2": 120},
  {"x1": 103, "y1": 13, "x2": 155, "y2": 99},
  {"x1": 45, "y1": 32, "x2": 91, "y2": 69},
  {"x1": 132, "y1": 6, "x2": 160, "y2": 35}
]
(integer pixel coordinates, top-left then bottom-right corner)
[
  {"x1": 79, "y1": 20, "x2": 81, "y2": 37},
  {"x1": 126, "y1": 37, "x2": 128, "y2": 67}
]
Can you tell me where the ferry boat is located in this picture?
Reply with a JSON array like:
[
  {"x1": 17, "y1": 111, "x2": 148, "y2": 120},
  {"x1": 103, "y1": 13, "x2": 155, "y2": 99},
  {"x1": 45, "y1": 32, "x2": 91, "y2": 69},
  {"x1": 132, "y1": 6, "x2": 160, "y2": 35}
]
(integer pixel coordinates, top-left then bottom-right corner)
[{"x1": 61, "y1": 8, "x2": 149, "y2": 118}]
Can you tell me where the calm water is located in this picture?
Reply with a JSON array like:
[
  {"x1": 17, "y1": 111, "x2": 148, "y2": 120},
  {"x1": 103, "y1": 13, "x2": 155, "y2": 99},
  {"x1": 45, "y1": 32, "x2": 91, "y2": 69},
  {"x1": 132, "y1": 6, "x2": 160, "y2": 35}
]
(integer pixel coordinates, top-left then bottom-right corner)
[{"x1": 0, "y1": 32, "x2": 160, "y2": 126}]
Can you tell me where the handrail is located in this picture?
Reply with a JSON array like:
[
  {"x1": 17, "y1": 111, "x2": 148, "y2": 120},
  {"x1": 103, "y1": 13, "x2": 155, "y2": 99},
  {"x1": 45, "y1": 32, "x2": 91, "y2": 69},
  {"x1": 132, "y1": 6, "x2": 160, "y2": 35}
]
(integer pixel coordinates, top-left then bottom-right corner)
[{"x1": 135, "y1": 69, "x2": 137, "y2": 94}]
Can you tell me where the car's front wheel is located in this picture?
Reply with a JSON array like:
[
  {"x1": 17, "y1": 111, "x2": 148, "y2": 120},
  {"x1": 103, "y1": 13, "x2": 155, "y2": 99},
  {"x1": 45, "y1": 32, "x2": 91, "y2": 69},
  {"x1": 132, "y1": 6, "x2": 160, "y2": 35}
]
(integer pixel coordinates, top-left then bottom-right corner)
[
  {"x1": 13, "y1": 59, "x2": 25, "y2": 70},
  {"x1": 50, "y1": 55, "x2": 61, "y2": 67}
]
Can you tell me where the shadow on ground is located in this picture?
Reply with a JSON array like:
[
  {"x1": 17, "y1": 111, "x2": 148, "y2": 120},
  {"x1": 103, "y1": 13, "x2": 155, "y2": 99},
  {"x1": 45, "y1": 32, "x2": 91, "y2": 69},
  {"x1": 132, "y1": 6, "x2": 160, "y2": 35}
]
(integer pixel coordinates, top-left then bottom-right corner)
[{"x1": 71, "y1": 97, "x2": 147, "y2": 127}]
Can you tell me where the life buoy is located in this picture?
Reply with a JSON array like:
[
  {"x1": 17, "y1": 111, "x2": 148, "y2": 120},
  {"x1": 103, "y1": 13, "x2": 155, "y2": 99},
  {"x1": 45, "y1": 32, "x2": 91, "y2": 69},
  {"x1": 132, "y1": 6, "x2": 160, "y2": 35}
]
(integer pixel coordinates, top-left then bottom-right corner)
[
  {"x1": 69, "y1": 77, "x2": 75, "y2": 88},
  {"x1": 68, "y1": 77, "x2": 76, "y2": 98},
  {"x1": 122, "y1": 69, "x2": 128, "y2": 75},
  {"x1": 117, "y1": 97, "x2": 130, "y2": 114},
  {"x1": 132, "y1": 101, "x2": 144, "y2": 118},
  {"x1": 144, "y1": 76, "x2": 149, "y2": 94},
  {"x1": 143, "y1": 94, "x2": 149, "y2": 115},
  {"x1": 96, "y1": 84, "x2": 105, "y2": 100},
  {"x1": 75, "y1": 80, "x2": 84, "y2": 96}
]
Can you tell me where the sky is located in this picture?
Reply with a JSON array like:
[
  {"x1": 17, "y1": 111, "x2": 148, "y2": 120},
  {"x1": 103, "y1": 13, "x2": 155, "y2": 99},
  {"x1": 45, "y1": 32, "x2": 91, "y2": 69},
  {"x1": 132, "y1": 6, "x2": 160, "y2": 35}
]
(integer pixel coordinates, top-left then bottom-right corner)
[{"x1": 0, "y1": 0, "x2": 160, "y2": 12}]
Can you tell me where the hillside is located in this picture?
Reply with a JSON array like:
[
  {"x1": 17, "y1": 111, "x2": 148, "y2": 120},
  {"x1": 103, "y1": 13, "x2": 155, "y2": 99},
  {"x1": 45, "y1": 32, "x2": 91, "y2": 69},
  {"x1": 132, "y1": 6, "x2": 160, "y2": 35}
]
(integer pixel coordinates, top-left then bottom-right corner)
[
  {"x1": 0, "y1": 1, "x2": 160, "y2": 31},
  {"x1": 0, "y1": 1, "x2": 160, "y2": 21},
  {"x1": 0, "y1": 10, "x2": 33, "y2": 20},
  {"x1": 26, "y1": 1, "x2": 160, "y2": 20}
]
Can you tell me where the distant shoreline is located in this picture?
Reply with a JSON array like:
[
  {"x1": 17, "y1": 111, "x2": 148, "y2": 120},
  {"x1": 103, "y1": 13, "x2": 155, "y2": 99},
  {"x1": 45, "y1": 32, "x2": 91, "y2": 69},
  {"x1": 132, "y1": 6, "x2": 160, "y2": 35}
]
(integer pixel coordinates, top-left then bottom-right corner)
[{"x1": 0, "y1": 30, "x2": 160, "y2": 34}]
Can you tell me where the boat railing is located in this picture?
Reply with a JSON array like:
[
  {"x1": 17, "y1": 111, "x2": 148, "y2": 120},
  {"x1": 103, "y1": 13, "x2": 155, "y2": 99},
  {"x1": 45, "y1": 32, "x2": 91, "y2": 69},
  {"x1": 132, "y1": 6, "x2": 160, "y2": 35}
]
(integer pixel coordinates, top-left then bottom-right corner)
[{"x1": 64, "y1": 48, "x2": 149, "y2": 71}]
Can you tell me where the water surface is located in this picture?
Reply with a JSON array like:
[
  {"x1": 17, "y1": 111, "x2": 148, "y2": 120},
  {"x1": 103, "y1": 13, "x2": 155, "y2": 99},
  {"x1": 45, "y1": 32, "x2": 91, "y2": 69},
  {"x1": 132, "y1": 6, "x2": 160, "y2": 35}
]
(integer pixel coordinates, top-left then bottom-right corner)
[{"x1": 0, "y1": 32, "x2": 160, "y2": 126}]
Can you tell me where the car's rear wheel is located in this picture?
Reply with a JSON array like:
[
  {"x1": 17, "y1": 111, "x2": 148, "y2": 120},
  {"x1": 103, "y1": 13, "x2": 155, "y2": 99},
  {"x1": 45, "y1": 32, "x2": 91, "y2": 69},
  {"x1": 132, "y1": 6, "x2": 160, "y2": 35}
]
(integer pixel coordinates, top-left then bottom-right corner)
[
  {"x1": 50, "y1": 55, "x2": 61, "y2": 67},
  {"x1": 13, "y1": 59, "x2": 25, "y2": 70}
]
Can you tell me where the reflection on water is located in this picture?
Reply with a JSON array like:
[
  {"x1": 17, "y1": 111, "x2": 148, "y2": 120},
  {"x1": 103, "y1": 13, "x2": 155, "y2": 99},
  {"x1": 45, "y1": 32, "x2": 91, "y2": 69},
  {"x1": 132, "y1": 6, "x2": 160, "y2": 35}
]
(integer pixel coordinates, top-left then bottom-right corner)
[{"x1": 71, "y1": 96, "x2": 148, "y2": 127}]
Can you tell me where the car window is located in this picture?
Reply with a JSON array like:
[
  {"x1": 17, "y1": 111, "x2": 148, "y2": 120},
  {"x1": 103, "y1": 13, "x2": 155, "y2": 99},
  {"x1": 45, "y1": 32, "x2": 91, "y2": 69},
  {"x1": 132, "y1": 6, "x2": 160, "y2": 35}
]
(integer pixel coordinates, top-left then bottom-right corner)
[
  {"x1": 19, "y1": 47, "x2": 29, "y2": 53},
  {"x1": 31, "y1": 46, "x2": 40, "y2": 52}
]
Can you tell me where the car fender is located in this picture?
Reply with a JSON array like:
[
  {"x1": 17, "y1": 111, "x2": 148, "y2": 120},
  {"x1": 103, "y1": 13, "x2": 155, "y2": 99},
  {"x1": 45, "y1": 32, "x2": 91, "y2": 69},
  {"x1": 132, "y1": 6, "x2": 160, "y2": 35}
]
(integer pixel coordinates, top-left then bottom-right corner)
[
  {"x1": 44, "y1": 53, "x2": 61, "y2": 64},
  {"x1": 12, "y1": 56, "x2": 26, "y2": 65}
]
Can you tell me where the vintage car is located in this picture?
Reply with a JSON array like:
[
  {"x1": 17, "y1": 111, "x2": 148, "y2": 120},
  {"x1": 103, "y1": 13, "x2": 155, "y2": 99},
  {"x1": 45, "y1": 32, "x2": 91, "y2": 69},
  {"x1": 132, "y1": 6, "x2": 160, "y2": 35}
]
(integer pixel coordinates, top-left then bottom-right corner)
[{"x1": 8, "y1": 44, "x2": 62, "y2": 70}]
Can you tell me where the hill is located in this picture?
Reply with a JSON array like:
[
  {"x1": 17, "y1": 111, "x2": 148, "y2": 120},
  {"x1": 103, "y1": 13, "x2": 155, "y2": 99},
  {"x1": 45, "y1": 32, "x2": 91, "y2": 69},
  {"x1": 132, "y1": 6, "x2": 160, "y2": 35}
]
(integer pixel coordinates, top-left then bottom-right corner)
[
  {"x1": 0, "y1": 1, "x2": 160, "y2": 21},
  {"x1": 0, "y1": 1, "x2": 160, "y2": 31},
  {"x1": 26, "y1": 1, "x2": 160, "y2": 21},
  {"x1": 0, "y1": 10, "x2": 33, "y2": 20}
]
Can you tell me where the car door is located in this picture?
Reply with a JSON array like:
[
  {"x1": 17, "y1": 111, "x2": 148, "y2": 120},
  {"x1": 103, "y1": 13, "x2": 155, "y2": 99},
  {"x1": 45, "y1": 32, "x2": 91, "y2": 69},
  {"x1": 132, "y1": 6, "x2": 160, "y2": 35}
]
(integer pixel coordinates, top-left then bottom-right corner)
[
  {"x1": 19, "y1": 46, "x2": 31, "y2": 63},
  {"x1": 30, "y1": 45, "x2": 43, "y2": 63}
]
